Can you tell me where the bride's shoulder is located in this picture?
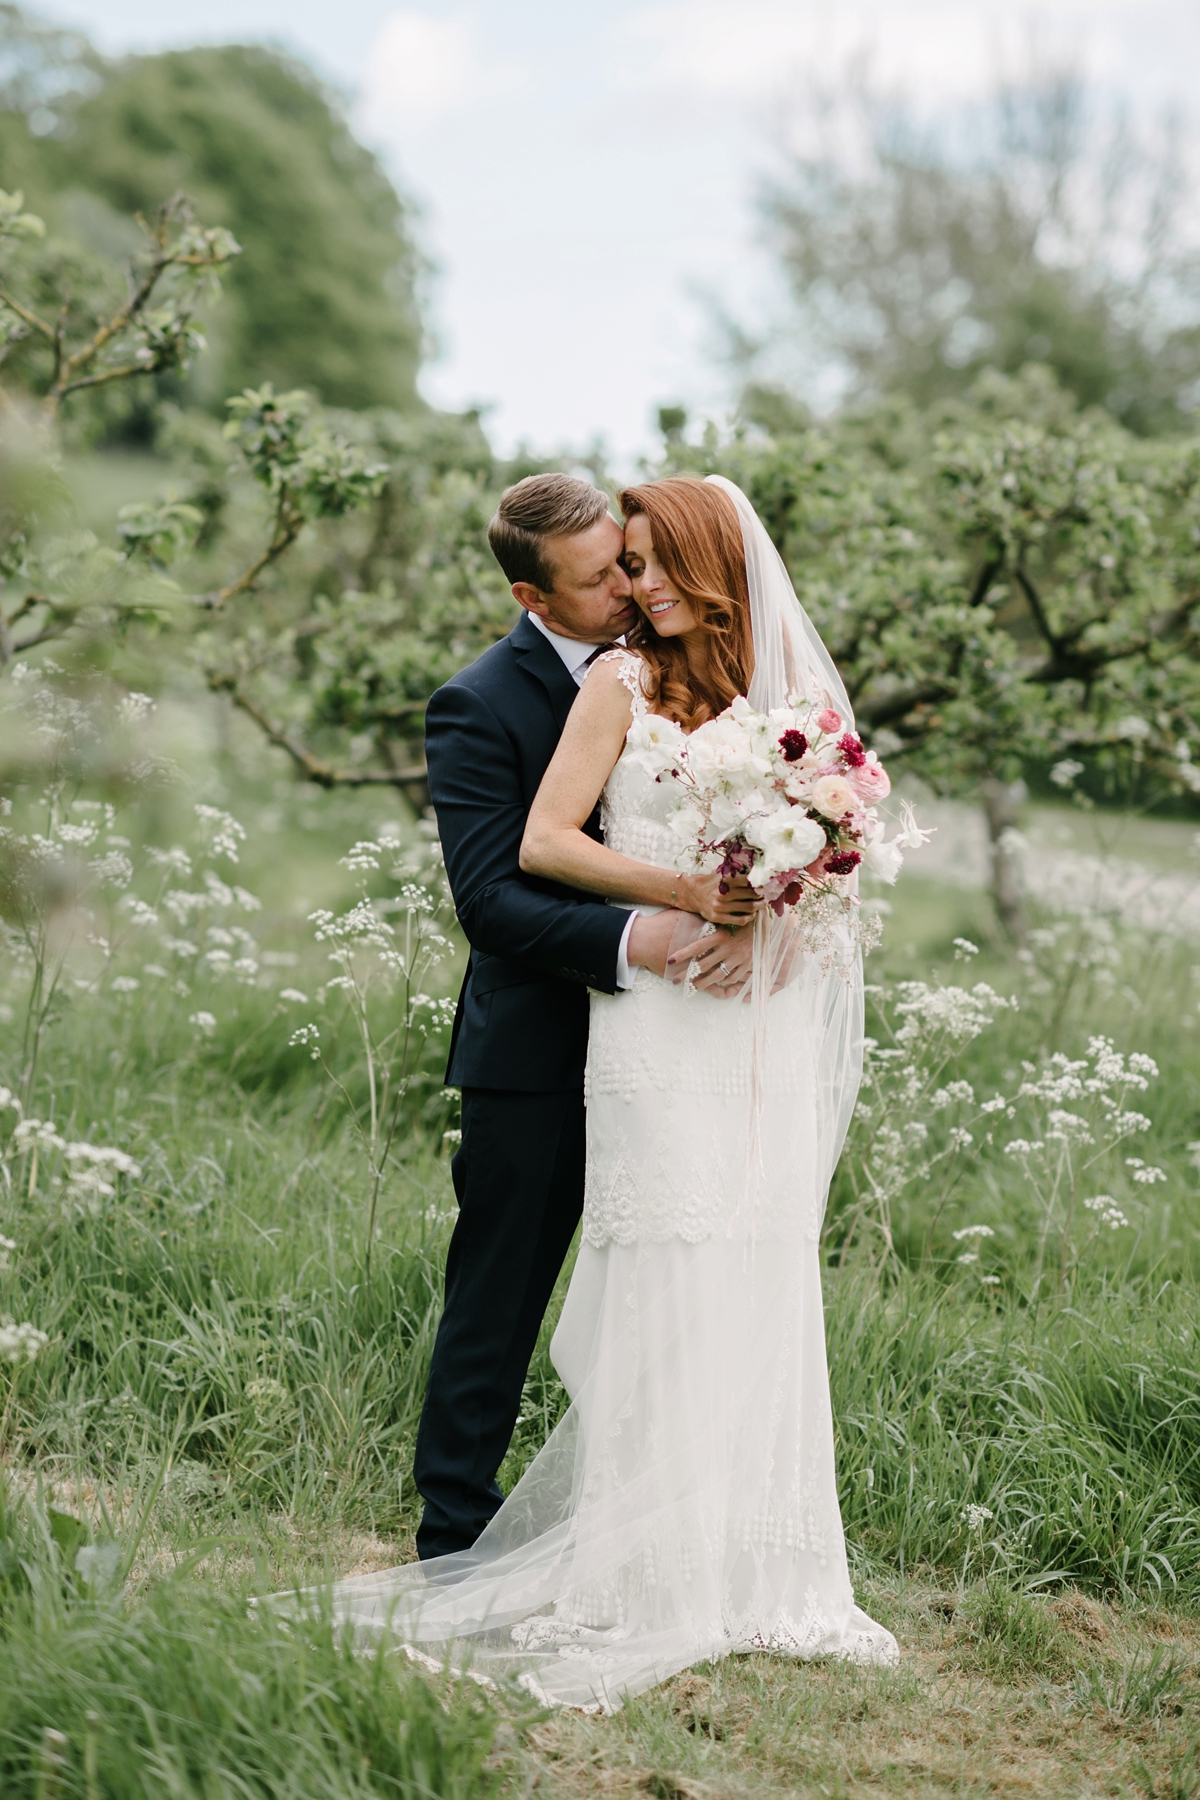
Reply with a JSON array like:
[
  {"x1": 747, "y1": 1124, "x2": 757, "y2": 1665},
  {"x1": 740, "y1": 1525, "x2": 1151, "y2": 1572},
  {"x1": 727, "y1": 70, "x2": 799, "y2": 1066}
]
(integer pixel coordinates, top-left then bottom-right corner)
[{"x1": 584, "y1": 647, "x2": 649, "y2": 710}]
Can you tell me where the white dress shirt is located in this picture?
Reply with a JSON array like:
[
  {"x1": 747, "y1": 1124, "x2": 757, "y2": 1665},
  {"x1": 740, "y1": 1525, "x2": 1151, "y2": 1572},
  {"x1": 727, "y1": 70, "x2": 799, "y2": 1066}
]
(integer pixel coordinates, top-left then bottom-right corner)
[{"x1": 526, "y1": 610, "x2": 637, "y2": 990}]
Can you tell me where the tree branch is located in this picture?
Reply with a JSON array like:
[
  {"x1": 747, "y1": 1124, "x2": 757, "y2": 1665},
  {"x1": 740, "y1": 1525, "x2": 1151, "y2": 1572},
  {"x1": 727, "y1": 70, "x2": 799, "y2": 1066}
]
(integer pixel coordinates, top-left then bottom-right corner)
[
  {"x1": 4, "y1": 594, "x2": 41, "y2": 629},
  {"x1": 58, "y1": 361, "x2": 165, "y2": 399},
  {"x1": 1013, "y1": 564, "x2": 1061, "y2": 651},
  {"x1": 48, "y1": 258, "x2": 169, "y2": 408},
  {"x1": 0, "y1": 596, "x2": 61, "y2": 667},
  {"x1": 969, "y1": 555, "x2": 1003, "y2": 608},
  {"x1": 196, "y1": 503, "x2": 304, "y2": 612},
  {"x1": 208, "y1": 673, "x2": 426, "y2": 788},
  {"x1": 855, "y1": 681, "x2": 954, "y2": 728},
  {"x1": 0, "y1": 289, "x2": 55, "y2": 342},
  {"x1": 1024, "y1": 588, "x2": 1200, "y2": 685},
  {"x1": 373, "y1": 699, "x2": 428, "y2": 723},
  {"x1": 38, "y1": 196, "x2": 234, "y2": 417},
  {"x1": 11, "y1": 618, "x2": 70, "y2": 658}
]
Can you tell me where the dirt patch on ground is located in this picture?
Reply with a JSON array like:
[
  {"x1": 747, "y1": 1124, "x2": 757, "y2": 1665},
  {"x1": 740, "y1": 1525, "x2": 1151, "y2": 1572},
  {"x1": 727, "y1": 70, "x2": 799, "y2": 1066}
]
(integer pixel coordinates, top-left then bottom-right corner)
[
  {"x1": 509, "y1": 1582, "x2": 1200, "y2": 1799},
  {"x1": 1049, "y1": 1591, "x2": 1112, "y2": 1647}
]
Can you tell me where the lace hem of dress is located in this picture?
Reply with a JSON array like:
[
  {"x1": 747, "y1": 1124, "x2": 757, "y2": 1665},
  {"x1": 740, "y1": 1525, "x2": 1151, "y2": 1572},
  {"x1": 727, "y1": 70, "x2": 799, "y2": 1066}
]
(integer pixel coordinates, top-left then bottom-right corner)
[{"x1": 504, "y1": 1583, "x2": 899, "y2": 1694}]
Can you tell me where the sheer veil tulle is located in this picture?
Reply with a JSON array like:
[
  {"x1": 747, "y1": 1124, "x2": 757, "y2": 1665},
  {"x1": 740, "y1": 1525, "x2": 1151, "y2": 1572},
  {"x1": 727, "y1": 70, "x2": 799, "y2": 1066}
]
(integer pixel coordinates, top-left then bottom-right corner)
[
  {"x1": 268, "y1": 477, "x2": 893, "y2": 1709},
  {"x1": 702, "y1": 474, "x2": 864, "y2": 1222},
  {"x1": 706, "y1": 474, "x2": 852, "y2": 727}
]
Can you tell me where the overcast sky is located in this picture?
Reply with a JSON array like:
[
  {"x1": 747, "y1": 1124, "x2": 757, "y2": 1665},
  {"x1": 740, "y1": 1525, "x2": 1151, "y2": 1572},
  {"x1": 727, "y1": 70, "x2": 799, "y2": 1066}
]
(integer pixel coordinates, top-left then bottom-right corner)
[{"x1": 32, "y1": 0, "x2": 1200, "y2": 459}]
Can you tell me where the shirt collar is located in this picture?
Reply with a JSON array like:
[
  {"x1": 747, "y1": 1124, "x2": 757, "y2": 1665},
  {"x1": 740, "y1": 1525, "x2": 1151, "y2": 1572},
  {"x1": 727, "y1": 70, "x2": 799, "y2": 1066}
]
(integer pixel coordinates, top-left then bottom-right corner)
[{"x1": 524, "y1": 608, "x2": 606, "y2": 677}]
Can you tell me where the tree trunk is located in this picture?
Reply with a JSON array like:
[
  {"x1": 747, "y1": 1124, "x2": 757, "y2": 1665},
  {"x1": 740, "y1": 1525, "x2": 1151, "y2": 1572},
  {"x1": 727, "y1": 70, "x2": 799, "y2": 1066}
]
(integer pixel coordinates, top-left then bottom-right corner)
[{"x1": 980, "y1": 776, "x2": 1028, "y2": 941}]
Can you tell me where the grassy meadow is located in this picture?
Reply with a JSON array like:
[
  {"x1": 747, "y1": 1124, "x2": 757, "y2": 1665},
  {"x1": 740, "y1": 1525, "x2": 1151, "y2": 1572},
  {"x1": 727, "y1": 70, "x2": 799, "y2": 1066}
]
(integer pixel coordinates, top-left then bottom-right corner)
[{"x1": 2, "y1": 701, "x2": 1200, "y2": 1797}]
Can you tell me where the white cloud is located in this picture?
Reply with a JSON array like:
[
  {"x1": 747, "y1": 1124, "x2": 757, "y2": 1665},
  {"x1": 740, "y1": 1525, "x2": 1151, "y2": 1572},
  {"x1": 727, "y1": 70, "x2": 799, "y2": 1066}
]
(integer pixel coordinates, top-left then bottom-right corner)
[
  {"x1": 360, "y1": 10, "x2": 514, "y2": 134},
  {"x1": 626, "y1": 0, "x2": 1189, "y2": 105}
]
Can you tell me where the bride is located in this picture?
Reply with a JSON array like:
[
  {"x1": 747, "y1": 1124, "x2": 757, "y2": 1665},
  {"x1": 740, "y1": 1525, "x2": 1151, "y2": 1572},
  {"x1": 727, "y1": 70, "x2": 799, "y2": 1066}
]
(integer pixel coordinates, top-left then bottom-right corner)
[{"x1": 317, "y1": 474, "x2": 898, "y2": 1709}]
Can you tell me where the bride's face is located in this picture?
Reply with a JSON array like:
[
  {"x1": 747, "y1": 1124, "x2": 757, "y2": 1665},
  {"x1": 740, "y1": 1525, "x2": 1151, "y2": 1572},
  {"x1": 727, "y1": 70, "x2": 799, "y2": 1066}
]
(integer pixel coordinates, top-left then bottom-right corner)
[{"x1": 622, "y1": 515, "x2": 699, "y2": 638}]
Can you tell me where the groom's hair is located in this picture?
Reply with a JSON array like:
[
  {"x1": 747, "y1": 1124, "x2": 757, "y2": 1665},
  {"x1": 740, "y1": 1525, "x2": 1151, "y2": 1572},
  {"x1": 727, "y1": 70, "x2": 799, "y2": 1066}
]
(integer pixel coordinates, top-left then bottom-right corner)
[{"x1": 487, "y1": 474, "x2": 611, "y2": 593}]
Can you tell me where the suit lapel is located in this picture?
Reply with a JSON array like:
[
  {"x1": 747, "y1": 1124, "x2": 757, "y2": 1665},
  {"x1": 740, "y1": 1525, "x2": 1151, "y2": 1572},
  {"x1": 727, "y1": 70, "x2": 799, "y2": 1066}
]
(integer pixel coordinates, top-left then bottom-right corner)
[{"x1": 510, "y1": 612, "x2": 580, "y2": 735}]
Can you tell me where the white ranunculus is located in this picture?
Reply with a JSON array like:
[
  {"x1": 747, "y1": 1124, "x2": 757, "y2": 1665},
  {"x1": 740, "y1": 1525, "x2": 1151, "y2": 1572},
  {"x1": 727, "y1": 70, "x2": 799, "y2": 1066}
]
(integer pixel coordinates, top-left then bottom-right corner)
[{"x1": 744, "y1": 809, "x2": 826, "y2": 877}]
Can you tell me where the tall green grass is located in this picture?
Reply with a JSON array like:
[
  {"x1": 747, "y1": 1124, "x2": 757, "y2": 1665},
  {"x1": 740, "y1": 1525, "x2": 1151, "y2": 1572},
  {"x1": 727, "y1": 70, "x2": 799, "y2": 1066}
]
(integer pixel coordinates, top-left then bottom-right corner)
[
  {"x1": 2, "y1": 758, "x2": 1199, "y2": 1792},
  {"x1": 0, "y1": 1478, "x2": 506, "y2": 1799},
  {"x1": 829, "y1": 1270, "x2": 1200, "y2": 1593}
]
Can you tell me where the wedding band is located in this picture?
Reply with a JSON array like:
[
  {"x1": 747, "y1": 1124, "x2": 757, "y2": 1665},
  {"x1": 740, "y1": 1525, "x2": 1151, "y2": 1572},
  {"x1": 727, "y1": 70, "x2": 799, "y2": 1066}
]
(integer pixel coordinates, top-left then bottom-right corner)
[{"x1": 718, "y1": 961, "x2": 730, "y2": 977}]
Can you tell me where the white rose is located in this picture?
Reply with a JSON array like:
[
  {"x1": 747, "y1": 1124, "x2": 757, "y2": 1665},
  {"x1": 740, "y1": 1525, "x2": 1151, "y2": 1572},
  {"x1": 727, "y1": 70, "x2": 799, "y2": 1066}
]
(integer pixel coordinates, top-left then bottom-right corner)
[
  {"x1": 667, "y1": 802, "x2": 706, "y2": 846},
  {"x1": 708, "y1": 793, "x2": 747, "y2": 836},
  {"x1": 625, "y1": 711, "x2": 684, "y2": 776},
  {"x1": 864, "y1": 837, "x2": 904, "y2": 884},
  {"x1": 811, "y1": 774, "x2": 857, "y2": 820},
  {"x1": 734, "y1": 787, "x2": 778, "y2": 819},
  {"x1": 782, "y1": 761, "x2": 817, "y2": 803},
  {"x1": 744, "y1": 809, "x2": 826, "y2": 877},
  {"x1": 684, "y1": 715, "x2": 754, "y2": 781}
]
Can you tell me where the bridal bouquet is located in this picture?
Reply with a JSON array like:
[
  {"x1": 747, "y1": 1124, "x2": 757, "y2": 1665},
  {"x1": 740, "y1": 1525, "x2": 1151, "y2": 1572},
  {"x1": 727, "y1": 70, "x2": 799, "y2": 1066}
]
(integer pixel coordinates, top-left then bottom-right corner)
[{"x1": 627, "y1": 695, "x2": 928, "y2": 955}]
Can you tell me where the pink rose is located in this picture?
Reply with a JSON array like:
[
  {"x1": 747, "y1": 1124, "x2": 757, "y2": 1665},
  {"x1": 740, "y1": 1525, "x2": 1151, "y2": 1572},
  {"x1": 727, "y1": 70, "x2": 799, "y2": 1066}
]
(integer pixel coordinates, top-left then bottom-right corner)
[
  {"x1": 817, "y1": 708, "x2": 842, "y2": 734},
  {"x1": 848, "y1": 757, "x2": 891, "y2": 803}
]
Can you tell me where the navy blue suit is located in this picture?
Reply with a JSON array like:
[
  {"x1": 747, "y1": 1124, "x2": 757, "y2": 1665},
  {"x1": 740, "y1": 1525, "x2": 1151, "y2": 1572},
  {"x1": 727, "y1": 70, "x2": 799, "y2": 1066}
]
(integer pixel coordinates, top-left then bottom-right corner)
[{"x1": 413, "y1": 612, "x2": 629, "y2": 1558}]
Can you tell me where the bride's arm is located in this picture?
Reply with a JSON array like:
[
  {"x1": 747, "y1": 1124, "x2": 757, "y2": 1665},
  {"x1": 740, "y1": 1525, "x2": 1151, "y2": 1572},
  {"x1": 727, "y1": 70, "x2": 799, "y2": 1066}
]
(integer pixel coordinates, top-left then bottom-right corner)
[{"x1": 520, "y1": 661, "x2": 760, "y2": 928}]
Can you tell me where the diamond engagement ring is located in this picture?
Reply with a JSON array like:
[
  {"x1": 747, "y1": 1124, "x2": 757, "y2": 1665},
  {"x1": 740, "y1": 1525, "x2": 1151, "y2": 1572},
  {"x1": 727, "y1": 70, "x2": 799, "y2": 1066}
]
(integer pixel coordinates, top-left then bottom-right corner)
[{"x1": 718, "y1": 961, "x2": 731, "y2": 977}]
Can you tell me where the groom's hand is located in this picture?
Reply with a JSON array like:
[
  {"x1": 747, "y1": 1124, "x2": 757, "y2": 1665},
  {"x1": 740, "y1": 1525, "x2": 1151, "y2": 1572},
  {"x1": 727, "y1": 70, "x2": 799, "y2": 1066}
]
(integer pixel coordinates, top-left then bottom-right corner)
[
  {"x1": 626, "y1": 911, "x2": 749, "y2": 994},
  {"x1": 626, "y1": 909, "x2": 693, "y2": 980}
]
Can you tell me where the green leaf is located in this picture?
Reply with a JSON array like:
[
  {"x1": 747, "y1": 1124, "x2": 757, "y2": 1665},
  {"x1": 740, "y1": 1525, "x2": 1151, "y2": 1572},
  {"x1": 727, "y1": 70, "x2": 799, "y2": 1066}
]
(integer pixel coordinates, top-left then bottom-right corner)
[{"x1": 47, "y1": 1507, "x2": 87, "y2": 1561}]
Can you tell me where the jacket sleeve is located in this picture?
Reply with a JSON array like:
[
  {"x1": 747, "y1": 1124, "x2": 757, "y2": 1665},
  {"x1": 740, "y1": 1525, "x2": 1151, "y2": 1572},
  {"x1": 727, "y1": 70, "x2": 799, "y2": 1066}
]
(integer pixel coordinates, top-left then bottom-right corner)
[{"x1": 425, "y1": 678, "x2": 628, "y2": 993}]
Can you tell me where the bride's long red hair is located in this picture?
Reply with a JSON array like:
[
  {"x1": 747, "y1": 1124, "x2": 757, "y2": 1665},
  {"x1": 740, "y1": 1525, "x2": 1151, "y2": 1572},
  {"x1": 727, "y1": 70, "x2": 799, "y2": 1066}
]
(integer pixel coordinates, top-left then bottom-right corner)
[{"x1": 618, "y1": 478, "x2": 753, "y2": 731}]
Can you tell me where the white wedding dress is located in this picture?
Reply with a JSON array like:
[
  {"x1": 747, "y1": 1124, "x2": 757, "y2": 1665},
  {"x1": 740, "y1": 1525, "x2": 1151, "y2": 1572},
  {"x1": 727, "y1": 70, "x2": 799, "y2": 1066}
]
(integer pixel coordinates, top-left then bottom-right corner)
[{"x1": 310, "y1": 636, "x2": 898, "y2": 1711}]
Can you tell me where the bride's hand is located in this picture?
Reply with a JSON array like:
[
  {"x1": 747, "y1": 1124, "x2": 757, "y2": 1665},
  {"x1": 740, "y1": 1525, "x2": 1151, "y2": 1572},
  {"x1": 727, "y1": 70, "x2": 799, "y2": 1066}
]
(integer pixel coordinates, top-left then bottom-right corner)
[{"x1": 679, "y1": 871, "x2": 762, "y2": 927}]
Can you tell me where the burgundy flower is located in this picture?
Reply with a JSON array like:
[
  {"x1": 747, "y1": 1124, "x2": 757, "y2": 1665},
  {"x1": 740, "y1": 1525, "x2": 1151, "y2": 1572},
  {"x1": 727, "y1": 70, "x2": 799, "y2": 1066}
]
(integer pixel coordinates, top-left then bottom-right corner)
[
  {"x1": 717, "y1": 838, "x2": 756, "y2": 894},
  {"x1": 825, "y1": 850, "x2": 862, "y2": 876},
  {"x1": 778, "y1": 730, "x2": 808, "y2": 762},
  {"x1": 837, "y1": 732, "x2": 866, "y2": 768},
  {"x1": 769, "y1": 879, "x2": 805, "y2": 915}
]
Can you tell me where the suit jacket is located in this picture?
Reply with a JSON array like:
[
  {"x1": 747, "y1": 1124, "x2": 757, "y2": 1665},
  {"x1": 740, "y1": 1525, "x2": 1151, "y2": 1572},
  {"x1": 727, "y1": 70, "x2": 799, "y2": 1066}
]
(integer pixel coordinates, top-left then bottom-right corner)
[{"x1": 426, "y1": 611, "x2": 629, "y2": 1092}]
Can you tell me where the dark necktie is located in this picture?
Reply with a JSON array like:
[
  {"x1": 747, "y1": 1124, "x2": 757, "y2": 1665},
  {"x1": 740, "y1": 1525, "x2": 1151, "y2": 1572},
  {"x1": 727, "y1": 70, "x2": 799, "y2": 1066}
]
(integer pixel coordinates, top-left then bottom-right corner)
[{"x1": 582, "y1": 642, "x2": 616, "y2": 670}]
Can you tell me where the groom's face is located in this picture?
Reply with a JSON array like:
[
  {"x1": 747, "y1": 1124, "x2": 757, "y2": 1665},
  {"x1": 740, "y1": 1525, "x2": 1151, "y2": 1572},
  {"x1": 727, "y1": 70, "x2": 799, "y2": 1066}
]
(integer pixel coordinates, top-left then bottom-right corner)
[{"x1": 513, "y1": 515, "x2": 636, "y2": 643}]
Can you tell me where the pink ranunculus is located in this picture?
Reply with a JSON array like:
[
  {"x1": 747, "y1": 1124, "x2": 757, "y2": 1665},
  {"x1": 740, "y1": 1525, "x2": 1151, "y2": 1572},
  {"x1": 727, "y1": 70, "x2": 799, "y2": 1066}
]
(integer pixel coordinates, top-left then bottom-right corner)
[
  {"x1": 817, "y1": 708, "x2": 842, "y2": 734},
  {"x1": 848, "y1": 757, "x2": 891, "y2": 803}
]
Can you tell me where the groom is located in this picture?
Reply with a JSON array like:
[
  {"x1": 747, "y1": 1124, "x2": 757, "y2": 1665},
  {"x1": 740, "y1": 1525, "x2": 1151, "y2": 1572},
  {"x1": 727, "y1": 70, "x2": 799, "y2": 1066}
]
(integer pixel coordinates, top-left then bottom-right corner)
[{"x1": 415, "y1": 472, "x2": 743, "y2": 1559}]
